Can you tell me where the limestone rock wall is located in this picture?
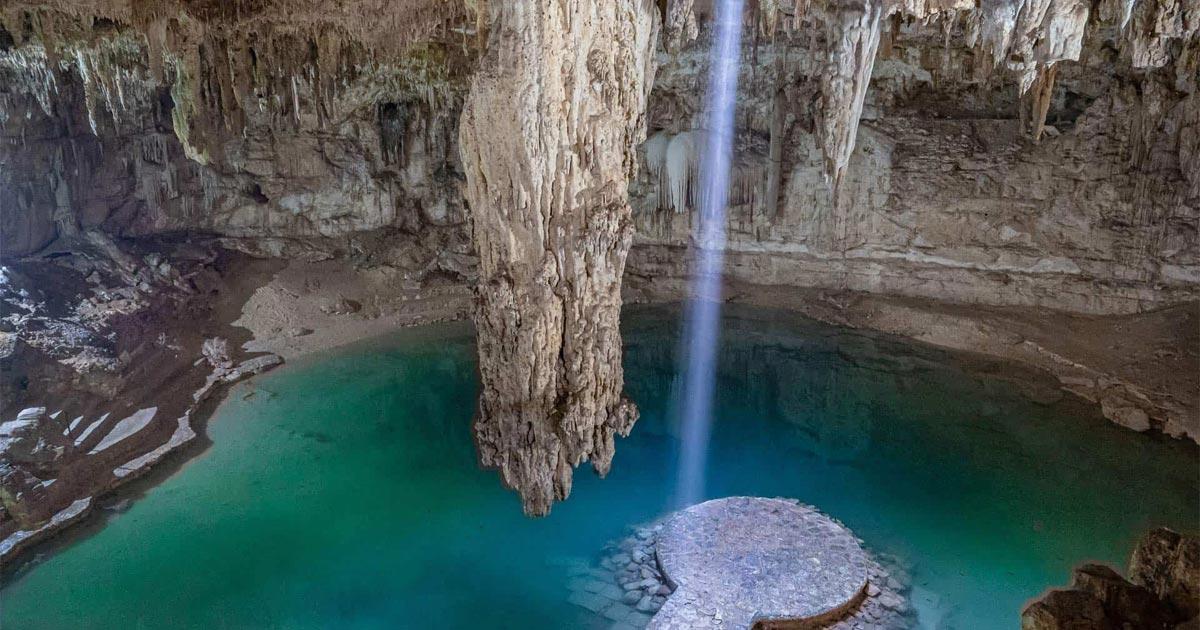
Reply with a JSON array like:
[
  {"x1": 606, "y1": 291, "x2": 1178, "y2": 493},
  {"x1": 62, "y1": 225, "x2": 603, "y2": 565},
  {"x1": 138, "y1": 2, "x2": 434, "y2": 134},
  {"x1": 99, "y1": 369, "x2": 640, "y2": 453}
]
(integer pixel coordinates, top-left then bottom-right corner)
[
  {"x1": 1, "y1": 2, "x2": 476, "y2": 280},
  {"x1": 3, "y1": 2, "x2": 1194, "y2": 314},
  {"x1": 458, "y1": 0, "x2": 658, "y2": 515},
  {"x1": 627, "y1": 4, "x2": 1199, "y2": 314}
]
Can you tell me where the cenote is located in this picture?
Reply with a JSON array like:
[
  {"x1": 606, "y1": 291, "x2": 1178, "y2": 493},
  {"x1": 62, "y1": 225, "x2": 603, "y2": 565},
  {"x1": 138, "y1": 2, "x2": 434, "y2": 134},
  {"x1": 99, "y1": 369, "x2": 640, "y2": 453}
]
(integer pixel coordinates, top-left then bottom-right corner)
[{"x1": 3, "y1": 305, "x2": 1196, "y2": 629}]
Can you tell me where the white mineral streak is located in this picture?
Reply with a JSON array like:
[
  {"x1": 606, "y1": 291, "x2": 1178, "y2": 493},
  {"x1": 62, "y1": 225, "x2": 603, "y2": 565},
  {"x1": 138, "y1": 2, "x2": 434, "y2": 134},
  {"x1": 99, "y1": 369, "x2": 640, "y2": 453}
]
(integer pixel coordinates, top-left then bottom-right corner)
[
  {"x1": 113, "y1": 415, "x2": 196, "y2": 479},
  {"x1": 0, "y1": 497, "x2": 92, "y2": 561},
  {"x1": 89, "y1": 407, "x2": 157, "y2": 454},
  {"x1": 72, "y1": 412, "x2": 109, "y2": 447},
  {"x1": 666, "y1": 131, "x2": 698, "y2": 213},
  {"x1": 458, "y1": 1, "x2": 659, "y2": 515},
  {"x1": 0, "y1": 44, "x2": 58, "y2": 118}
]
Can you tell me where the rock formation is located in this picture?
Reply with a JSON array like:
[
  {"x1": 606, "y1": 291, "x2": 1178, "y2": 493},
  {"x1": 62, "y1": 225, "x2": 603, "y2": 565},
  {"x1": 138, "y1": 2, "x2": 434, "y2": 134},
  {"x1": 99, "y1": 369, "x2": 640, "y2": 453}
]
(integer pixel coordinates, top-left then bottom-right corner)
[
  {"x1": 628, "y1": 0, "x2": 1199, "y2": 436},
  {"x1": 760, "y1": 0, "x2": 1197, "y2": 188},
  {"x1": 0, "y1": 0, "x2": 1196, "y2": 544},
  {"x1": 458, "y1": 1, "x2": 658, "y2": 515},
  {"x1": 1022, "y1": 527, "x2": 1199, "y2": 629},
  {"x1": 0, "y1": 0, "x2": 476, "y2": 266}
]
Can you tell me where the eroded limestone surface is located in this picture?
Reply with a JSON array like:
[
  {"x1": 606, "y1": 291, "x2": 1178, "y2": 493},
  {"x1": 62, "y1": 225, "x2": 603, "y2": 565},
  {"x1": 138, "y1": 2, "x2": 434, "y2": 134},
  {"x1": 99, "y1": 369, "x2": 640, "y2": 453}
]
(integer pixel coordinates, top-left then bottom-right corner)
[
  {"x1": 562, "y1": 501, "x2": 913, "y2": 629},
  {"x1": 457, "y1": 1, "x2": 658, "y2": 515}
]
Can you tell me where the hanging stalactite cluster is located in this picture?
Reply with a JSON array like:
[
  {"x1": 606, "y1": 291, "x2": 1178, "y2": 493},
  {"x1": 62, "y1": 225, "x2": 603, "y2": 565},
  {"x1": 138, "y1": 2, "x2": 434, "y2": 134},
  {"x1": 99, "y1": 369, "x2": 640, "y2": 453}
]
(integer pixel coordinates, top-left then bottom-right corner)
[
  {"x1": 0, "y1": 2, "x2": 476, "y2": 165},
  {"x1": 661, "y1": 0, "x2": 1195, "y2": 190},
  {"x1": 0, "y1": 1, "x2": 483, "y2": 259},
  {"x1": 642, "y1": 129, "x2": 769, "y2": 215}
]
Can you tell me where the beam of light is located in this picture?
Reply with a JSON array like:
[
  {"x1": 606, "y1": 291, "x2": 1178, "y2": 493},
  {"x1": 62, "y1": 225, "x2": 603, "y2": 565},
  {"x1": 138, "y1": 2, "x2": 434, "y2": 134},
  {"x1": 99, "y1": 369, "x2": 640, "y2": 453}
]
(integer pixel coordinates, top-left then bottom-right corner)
[{"x1": 674, "y1": 0, "x2": 744, "y2": 509}]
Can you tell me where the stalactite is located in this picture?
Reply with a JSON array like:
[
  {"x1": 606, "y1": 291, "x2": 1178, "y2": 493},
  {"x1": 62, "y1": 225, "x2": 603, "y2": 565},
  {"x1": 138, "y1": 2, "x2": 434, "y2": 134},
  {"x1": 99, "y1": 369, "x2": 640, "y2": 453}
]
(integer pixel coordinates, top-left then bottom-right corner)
[
  {"x1": 766, "y1": 88, "x2": 787, "y2": 218},
  {"x1": 166, "y1": 54, "x2": 208, "y2": 165},
  {"x1": 773, "y1": 0, "x2": 1194, "y2": 182},
  {"x1": 818, "y1": 0, "x2": 884, "y2": 190},
  {"x1": 458, "y1": 0, "x2": 658, "y2": 516},
  {"x1": 643, "y1": 130, "x2": 672, "y2": 212},
  {"x1": 665, "y1": 130, "x2": 697, "y2": 213},
  {"x1": 0, "y1": 44, "x2": 58, "y2": 117},
  {"x1": 1020, "y1": 63, "x2": 1059, "y2": 141},
  {"x1": 645, "y1": 129, "x2": 768, "y2": 215}
]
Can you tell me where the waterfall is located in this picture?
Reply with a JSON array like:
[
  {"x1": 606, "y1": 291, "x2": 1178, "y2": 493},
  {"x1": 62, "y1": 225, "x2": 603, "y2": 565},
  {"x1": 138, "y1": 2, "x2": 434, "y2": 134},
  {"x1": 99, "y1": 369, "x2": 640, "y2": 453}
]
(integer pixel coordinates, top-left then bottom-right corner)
[{"x1": 674, "y1": 0, "x2": 744, "y2": 509}]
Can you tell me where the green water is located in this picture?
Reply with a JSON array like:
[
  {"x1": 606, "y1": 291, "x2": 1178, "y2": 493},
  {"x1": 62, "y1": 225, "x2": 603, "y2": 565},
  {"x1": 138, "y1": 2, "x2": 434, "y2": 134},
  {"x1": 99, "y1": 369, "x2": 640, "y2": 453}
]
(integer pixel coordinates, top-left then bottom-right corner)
[{"x1": 2, "y1": 305, "x2": 1196, "y2": 629}]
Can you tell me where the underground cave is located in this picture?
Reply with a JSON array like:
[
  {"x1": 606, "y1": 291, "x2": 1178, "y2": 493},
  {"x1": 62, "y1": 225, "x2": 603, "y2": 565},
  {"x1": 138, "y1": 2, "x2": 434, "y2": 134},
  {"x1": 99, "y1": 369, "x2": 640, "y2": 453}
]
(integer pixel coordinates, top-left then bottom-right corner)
[{"x1": 1, "y1": 1, "x2": 1197, "y2": 629}]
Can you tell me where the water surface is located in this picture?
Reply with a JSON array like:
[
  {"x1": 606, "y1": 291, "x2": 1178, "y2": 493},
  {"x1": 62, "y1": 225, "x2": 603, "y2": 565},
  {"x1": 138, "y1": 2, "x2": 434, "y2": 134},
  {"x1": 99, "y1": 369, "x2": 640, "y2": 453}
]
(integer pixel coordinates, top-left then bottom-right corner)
[{"x1": 3, "y1": 305, "x2": 1196, "y2": 629}]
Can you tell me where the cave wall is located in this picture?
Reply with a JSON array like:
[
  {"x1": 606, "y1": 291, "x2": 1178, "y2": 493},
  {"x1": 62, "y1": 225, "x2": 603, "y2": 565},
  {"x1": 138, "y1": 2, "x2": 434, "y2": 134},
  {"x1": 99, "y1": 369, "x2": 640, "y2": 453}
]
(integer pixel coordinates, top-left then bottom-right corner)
[
  {"x1": 1, "y1": 3, "x2": 477, "y2": 278},
  {"x1": 3, "y1": 2, "x2": 1195, "y2": 316},
  {"x1": 626, "y1": 7, "x2": 1199, "y2": 314},
  {"x1": 0, "y1": 1, "x2": 1197, "y2": 528}
]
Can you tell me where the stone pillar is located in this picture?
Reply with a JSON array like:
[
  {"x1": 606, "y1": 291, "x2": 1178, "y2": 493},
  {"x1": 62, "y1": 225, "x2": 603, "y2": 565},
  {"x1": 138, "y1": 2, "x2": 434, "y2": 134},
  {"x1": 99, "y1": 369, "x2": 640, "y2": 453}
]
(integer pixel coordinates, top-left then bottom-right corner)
[{"x1": 458, "y1": 1, "x2": 659, "y2": 515}]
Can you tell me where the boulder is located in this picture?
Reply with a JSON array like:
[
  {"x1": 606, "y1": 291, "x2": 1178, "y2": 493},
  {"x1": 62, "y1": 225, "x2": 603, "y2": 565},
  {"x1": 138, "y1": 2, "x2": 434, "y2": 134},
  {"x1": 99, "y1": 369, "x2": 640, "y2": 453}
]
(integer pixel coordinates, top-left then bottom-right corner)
[
  {"x1": 1071, "y1": 563, "x2": 1173, "y2": 629},
  {"x1": 201, "y1": 338, "x2": 232, "y2": 369},
  {"x1": 1021, "y1": 589, "x2": 1114, "y2": 630},
  {"x1": 319, "y1": 297, "x2": 362, "y2": 315},
  {"x1": 1130, "y1": 528, "x2": 1200, "y2": 620},
  {"x1": 0, "y1": 465, "x2": 52, "y2": 528},
  {"x1": 1024, "y1": 529, "x2": 1200, "y2": 629},
  {"x1": 0, "y1": 407, "x2": 67, "y2": 468}
]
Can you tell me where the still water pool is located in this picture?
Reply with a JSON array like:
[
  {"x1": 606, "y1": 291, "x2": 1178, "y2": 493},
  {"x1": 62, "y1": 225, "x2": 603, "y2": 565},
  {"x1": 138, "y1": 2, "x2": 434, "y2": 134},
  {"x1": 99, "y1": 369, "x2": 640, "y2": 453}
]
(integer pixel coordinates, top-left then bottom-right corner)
[{"x1": 3, "y1": 305, "x2": 1196, "y2": 629}]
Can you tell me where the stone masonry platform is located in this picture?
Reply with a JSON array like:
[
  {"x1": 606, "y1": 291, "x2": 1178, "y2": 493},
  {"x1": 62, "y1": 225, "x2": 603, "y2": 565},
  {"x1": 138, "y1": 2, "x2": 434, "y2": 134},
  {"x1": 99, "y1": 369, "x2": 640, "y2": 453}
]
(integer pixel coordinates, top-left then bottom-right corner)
[{"x1": 648, "y1": 497, "x2": 870, "y2": 629}]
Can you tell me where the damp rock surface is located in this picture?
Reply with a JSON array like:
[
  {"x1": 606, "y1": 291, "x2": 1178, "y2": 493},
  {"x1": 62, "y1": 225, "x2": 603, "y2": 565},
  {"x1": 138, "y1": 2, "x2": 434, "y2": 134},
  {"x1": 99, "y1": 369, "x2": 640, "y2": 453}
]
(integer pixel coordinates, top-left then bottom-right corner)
[
  {"x1": 457, "y1": 0, "x2": 658, "y2": 515},
  {"x1": 650, "y1": 497, "x2": 870, "y2": 629}
]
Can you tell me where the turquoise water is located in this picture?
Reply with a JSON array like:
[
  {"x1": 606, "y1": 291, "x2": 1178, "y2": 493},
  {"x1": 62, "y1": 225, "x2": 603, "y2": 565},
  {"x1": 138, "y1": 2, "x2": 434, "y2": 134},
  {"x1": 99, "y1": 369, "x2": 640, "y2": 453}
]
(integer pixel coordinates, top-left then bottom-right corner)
[{"x1": 2, "y1": 305, "x2": 1196, "y2": 629}]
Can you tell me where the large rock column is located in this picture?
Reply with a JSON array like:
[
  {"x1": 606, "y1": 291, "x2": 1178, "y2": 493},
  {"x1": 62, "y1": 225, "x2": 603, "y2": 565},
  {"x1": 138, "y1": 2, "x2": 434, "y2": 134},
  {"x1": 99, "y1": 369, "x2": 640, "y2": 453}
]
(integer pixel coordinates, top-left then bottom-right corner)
[{"x1": 458, "y1": 1, "x2": 659, "y2": 515}]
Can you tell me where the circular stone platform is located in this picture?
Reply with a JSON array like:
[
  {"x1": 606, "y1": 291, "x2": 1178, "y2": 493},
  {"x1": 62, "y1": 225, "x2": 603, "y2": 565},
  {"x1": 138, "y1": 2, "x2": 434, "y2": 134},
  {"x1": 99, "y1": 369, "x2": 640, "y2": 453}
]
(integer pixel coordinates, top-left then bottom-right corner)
[{"x1": 648, "y1": 497, "x2": 870, "y2": 629}]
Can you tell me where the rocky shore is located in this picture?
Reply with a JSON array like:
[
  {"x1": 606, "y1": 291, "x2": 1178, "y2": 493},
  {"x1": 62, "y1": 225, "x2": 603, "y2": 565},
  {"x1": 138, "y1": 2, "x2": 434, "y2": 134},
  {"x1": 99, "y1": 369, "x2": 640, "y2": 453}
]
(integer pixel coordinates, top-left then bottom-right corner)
[
  {"x1": 1022, "y1": 528, "x2": 1199, "y2": 629},
  {"x1": 627, "y1": 277, "x2": 1200, "y2": 441},
  {"x1": 0, "y1": 240, "x2": 470, "y2": 571}
]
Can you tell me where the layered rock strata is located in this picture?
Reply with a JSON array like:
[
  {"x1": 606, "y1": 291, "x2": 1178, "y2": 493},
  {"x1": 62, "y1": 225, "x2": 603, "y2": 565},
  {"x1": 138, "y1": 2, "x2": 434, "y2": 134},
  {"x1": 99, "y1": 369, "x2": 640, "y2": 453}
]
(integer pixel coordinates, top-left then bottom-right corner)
[{"x1": 457, "y1": 1, "x2": 658, "y2": 514}]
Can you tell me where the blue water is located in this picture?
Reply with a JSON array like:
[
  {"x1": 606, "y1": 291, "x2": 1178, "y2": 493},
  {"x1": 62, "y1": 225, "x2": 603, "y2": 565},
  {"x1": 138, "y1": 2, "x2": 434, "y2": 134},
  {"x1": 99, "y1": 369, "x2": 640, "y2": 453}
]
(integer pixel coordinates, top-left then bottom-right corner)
[{"x1": 2, "y1": 305, "x2": 1196, "y2": 629}]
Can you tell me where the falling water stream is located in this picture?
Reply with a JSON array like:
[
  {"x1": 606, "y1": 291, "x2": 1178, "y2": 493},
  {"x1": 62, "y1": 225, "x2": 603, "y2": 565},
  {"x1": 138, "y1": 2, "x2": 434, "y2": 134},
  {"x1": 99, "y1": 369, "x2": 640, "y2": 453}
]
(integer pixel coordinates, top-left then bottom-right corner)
[{"x1": 674, "y1": 0, "x2": 746, "y2": 507}]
